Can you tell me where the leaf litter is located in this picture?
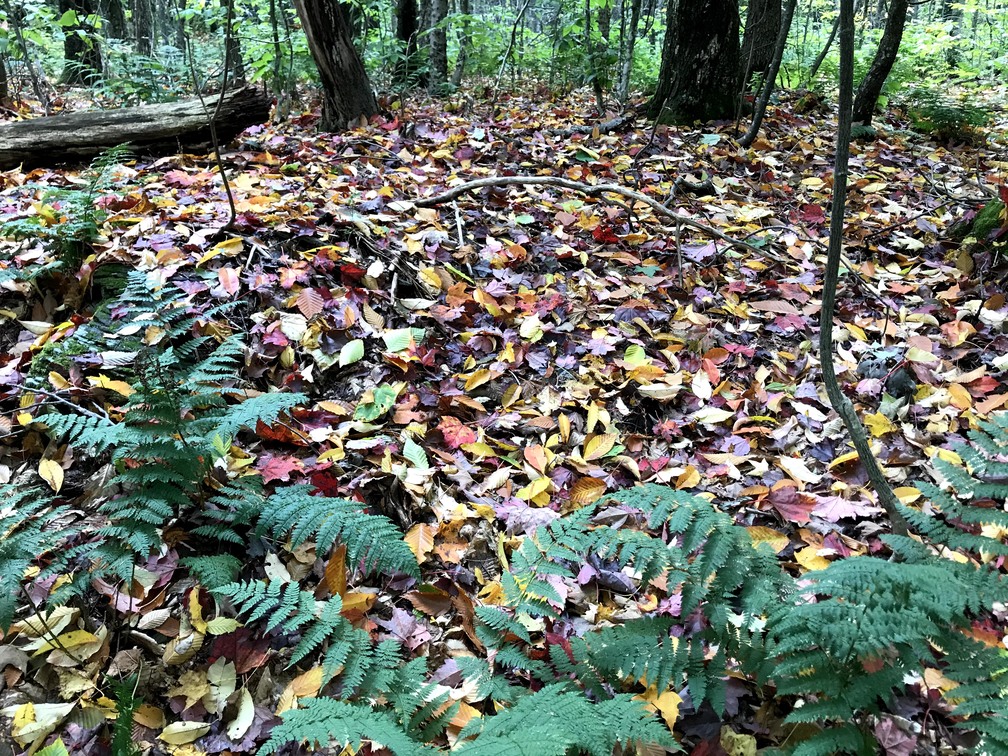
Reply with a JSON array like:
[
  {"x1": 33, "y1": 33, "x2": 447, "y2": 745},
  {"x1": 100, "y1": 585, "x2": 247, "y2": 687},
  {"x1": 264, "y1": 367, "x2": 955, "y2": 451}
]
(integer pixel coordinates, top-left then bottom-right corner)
[{"x1": 1, "y1": 88, "x2": 1007, "y2": 753}]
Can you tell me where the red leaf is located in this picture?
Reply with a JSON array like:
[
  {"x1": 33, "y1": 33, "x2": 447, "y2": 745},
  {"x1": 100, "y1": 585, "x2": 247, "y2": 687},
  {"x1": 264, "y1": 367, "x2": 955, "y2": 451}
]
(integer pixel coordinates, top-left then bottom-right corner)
[
  {"x1": 439, "y1": 416, "x2": 477, "y2": 449},
  {"x1": 768, "y1": 485, "x2": 816, "y2": 524},
  {"x1": 257, "y1": 453, "x2": 304, "y2": 483}
]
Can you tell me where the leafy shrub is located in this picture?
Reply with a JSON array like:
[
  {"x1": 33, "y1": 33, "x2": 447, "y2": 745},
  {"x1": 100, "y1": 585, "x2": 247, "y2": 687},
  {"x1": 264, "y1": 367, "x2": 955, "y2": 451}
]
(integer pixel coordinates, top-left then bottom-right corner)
[{"x1": 900, "y1": 85, "x2": 991, "y2": 142}]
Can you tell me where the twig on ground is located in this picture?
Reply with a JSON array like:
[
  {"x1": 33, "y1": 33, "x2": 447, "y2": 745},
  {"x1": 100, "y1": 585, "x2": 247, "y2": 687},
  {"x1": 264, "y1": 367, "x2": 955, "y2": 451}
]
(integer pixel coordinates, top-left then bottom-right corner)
[{"x1": 415, "y1": 174, "x2": 787, "y2": 261}]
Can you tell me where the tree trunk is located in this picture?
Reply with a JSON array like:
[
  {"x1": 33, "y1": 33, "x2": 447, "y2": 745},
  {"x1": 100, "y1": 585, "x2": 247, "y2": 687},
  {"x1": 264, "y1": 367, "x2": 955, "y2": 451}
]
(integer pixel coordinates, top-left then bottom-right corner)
[
  {"x1": 851, "y1": 0, "x2": 908, "y2": 125},
  {"x1": 450, "y1": 0, "x2": 471, "y2": 87},
  {"x1": 60, "y1": 0, "x2": 103, "y2": 84},
  {"x1": 292, "y1": 0, "x2": 377, "y2": 131},
  {"x1": 616, "y1": 0, "x2": 642, "y2": 102},
  {"x1": 100, "y1": 0, "x2": 127, "y2": 38},
  {"x1": 221, "y1": 0, "x2": 247, "y2": 86},
  {"x1": 739, "y1": 0, "x2": 797, "y2": 146},
  {"x1": 428, "y1": 0, "x2": 449, "y2": 91},
  {"x1": 0, "y1": 87, "x2": 271, "y2": 170},
  {"x1": 647, "y1": 0, "x2": 740, "y2": 122},
  {"x1": 740, "y1": 0, "x2": 781, "y2": 85},
  {"x1": 394, "y1": 0, "x2": 424, "y2": 86},
  {"x1": 132, "y1": 0, "x2": 154, "y2": 55}
]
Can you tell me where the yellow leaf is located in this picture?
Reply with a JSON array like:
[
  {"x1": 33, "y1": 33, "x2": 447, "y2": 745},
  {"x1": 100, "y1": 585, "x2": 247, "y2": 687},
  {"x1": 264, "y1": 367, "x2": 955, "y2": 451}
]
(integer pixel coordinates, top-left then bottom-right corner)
[
  {"x1": 405, "y1": 524, "x2": 436, "y2": 564},
  {"x1": 828, "y1": 450, "x2": 860, "y2": 469},
  {"x1": 290, "y1": 666, "x2": 324, "y2": 698},
  {"x1": 675, "y1": 465, "x2": 701, "y2": 490},
  {"x1": 635, "y1": 686, "x2": 683, "y2": 730},
  {"x1": 746, "y1": 526, "x2": 789, "y2": 554},
  {"x1": 516, "y1": 476, "x2": 551, "y2": 502},
  {"x1": 325, "y1": 543, "x2": 348, "y2": 597},
  {"x1": 38, "y1": 459, "x2": 64, "y2": 493},
  {"x1": 948, "y1": 383, "x2": 973, "y2": 410},
  {"x1": 340, "y1": 590, "x2": 377, "y2": 617},
  {"x1": 720, "y1": 726, "x2": 757, "y2": 756},
  {"x1": 196, "y1": 237, "x2": 243, "y2": 267},
  {"x1": 32, "y1": 629, "x2": 97, "y2": 656},
  {"x1": 48, "y1": 371, "x2": 70, "y2": 390},
  {"x1": 159, "y1": 721, "x2": 211, "y2": 745},
  {"x1": 794, "y1": 546, "x2": 831, "y2": 572},
  {"x1": 583, "y1": 433, "x2": 617, "y2": 461},
  {"x1": 88, "y1": 374, "x2": 134, "y2": 397},
  {"x1": 864, "y1": 411, "x2": 897, "y2": 437},
  {"x1": 569, "y1": 477, "x2": 606, "y2": 507},
  {"x1": 464, "y1": 369, "x2": 493, "y2": 391},
  {"x1": 893, "y1": 486, "x2": 922, "y2": 504}
]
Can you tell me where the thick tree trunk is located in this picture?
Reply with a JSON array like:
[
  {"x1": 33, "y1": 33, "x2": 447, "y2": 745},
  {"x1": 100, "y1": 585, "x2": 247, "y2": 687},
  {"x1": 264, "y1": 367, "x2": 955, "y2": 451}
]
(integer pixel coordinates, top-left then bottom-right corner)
[
  {"x1": 60, "y1": 0, "x2": 103, "y2": 85},
  {"x1": 740, "y1": 0, "x2": 781, "y2": 85},
  {"x1": 100, "y1": 0, "x2": 127, "y2": 38},
  {"x1": 428, "y1": 0, "x2": 449, "y2": 91},
  {"x1": 132, "y1": 0, "x2": 154, "y2": 55},
  {"x1": 647, "y1": 0, "x2": 740, "y2": 122},
  {"x1": 0, "y1": 87, "x2": 270, "y2": 170},
  {"x1": 739, "y1": 0, "x2": 797, "y2": 146},
  {"x1": 851, "y1": 0, "x2": 908, "y2": 125},
  {"x1": 292, "y1": 0, "x2": 377, "y2": 131},
  {"x1": 394, "y1": 0, "x2": 425, "y2": 86}
]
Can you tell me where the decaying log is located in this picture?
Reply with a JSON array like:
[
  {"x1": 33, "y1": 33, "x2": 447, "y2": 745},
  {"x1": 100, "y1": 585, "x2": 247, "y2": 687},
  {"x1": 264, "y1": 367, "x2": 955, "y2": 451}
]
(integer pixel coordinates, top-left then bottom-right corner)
[{"x1": 0, "y1": 87, "x2": 271, "y2": 170}]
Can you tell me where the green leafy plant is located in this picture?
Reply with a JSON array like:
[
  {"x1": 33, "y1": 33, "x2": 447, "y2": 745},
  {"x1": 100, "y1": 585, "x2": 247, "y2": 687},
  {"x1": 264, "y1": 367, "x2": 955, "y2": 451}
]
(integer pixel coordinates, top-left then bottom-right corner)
[
  {"x1": 1, "y1": 272, "x2": 305, "y2": 627},
  {"x1": 0, "y1": 145, "x2": 132, "y2": 273},
  {"x1": 766, "y1": 413, "x2": 1008, "y2": 754},
  {"x1": 900, "y1": 86, "x2": 991, "y2": 142}
]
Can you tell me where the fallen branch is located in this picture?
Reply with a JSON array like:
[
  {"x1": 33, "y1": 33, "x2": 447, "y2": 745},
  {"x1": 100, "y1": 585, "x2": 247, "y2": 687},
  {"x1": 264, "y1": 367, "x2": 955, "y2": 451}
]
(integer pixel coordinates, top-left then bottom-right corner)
[
  {"x1": 415, "y1": 175, "x2": 778, "y2": 259},
  {"x1": 547, "y1": 113, "x2": 636, "y2": 137}
]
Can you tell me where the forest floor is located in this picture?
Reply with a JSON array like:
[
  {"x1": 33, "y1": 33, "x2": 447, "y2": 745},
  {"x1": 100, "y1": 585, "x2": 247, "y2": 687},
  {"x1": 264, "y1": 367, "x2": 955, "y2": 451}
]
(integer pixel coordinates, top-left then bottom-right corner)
[{"x1": 1, "y1": 86, "x2": 1008, "y2": 755}]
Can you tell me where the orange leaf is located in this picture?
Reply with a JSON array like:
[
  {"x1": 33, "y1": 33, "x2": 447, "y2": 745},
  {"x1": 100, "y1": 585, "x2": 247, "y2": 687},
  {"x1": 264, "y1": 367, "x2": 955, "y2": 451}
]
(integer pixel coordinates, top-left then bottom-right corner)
[
  {"x1": 217, "y1": 266, "x2": 241, "y2": 295},
  {"x1": 569, "y1": 477, "x2": 606, "y2": 507},
  {"x1": 523, "y1": 444, "x2": 549, "y2": 473},
  {"x1": 324, "y1": 543, "x2": 347, "y2": 597},
  {"x1": 405, "y1": 524, "x2": 435, "y2": 565}
]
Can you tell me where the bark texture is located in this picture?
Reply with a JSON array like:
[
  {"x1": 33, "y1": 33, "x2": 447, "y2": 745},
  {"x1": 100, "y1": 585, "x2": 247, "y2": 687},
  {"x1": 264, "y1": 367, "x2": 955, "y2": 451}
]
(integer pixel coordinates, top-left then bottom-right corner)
[
  {"x1": 132, "y1": 0, "x2": 154, "y2": 55},
  {"x1": 647, "y1": 0, "x2": 740, "y2": 122},
  {"x1": 851, "y1": 0, "x2": 909, "y2": 125},
  {"x1": 292, "y1": 0, "x2": 377, "y2": 131},
  {"x1": 428, "y1": 0, "x2": 449, "y2": 91},
  {"x1": 740, "y1": 0, "x2": 781, "y2": 84},
  {"x1": 0, "y1": 87, "x2": 270, "y2": 170}
]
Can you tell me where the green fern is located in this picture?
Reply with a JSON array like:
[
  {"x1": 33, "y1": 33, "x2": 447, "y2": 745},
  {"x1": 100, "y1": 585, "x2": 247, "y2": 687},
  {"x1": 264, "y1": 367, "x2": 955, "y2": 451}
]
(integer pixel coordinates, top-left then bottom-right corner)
[
  {"x1": 0, "y1": 484, "x2": 76, "y2": 631},
  {"x1": 256, "y1": 485, "x2": 420, "y2": 578},
  {"x1": 0, "y1": 145, "x2": 132, "y2": 270},
  {"x1": 476, "y1": 484, "x2": 784, "y2": 714},
  {"x1": 261, "y1": 699, "x2": 434, "y2": 756},
  {"x1": 455, "y1": 684, "x2": 676, "y2": 756},
  {"x1": 766, "y1": 412, "x2": 1008, "y2": 753},
  {"x1": 12, "y1": 274, "x2": 305, "y2": 615}
]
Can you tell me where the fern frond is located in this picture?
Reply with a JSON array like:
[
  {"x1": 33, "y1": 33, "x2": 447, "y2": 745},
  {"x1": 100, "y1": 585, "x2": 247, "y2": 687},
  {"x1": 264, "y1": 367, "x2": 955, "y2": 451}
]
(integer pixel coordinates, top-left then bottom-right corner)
[
  {"x1": 261, "y1": 699, "x2": 432, "y2": 756},
  {"x1": 456, "y1": 684, "x2": 675, "y2": 756},
  {"x1": 256, "y1": 485, "x2": 418, "y2": 578}
]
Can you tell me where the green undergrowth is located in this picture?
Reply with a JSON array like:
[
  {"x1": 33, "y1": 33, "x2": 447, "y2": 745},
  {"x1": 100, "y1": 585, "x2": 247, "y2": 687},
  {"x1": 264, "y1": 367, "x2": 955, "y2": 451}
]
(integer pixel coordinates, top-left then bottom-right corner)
[{"x1": 2, "y1": 273, "x2": 1008, "y2": 754}]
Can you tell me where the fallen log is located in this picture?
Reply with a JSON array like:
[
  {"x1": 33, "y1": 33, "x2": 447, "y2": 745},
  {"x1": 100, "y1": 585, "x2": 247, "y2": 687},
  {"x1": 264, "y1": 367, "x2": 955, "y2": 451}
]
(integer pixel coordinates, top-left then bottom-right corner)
[{"x1": 0, "y1": 87, "x2": 271, "y2": 170}]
